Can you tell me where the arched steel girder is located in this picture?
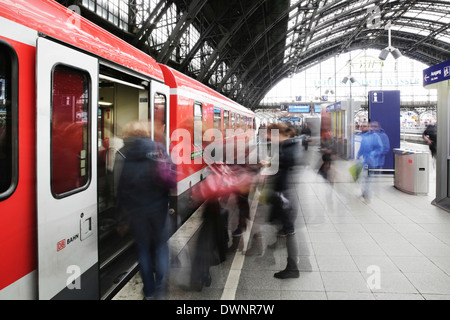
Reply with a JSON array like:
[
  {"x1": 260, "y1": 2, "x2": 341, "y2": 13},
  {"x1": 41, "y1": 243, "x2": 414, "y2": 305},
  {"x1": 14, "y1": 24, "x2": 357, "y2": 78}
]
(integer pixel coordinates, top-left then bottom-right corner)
[
  {"x1": 239, "y1": 30, "x2": 450, "y2": 109},
  {"x1": 131, "y1": 0, "x2": 173, "y2": 52},
  {"x1": 156, "y1": 0, "x2": 209, "y2": 64},
  {"x1": 194, "y1": 0, "x2": 268, "y2": 82}
]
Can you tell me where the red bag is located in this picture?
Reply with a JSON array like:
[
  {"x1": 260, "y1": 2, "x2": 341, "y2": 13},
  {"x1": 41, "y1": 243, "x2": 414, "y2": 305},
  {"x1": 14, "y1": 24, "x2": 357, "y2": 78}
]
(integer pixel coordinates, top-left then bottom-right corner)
[{"x1": 191, "y1": 165, "x2": 254, "y2": 202}]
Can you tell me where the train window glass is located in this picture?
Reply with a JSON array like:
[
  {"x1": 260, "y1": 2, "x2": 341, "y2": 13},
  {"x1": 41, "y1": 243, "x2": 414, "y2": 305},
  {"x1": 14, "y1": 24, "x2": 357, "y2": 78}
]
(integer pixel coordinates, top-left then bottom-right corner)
[
  {"x1": 231, "y1": 112, "x2": 235, "y2": 130},
  {"x1": 0, "y1": 42, "x2": 17, "y2": 198},
  {"x1": 51, "y1": 65, "x2": 90, "y2": 197},
  {"x1": 194, "y1": 102, "x2": 202, "y2": 146},
  {"x1": 243, "y1": 116, "x2": 247, "y2": 130},
  {"x1": 213, "y1": 107, "x2": 221, "y2": 131},
  {"x1": 224, "y1": 110, "x2": 230, "y2": 136},
  {"x1": 154, "y1": 93, "x2": 166, "y2": 144}
]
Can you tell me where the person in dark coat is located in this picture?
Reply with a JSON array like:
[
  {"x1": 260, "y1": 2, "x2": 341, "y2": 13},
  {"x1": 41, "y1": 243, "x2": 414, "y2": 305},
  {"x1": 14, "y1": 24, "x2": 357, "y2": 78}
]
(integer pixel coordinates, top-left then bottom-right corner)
[
  {"x1": 117, "y1": 120, "x2": 174, "y2": 300},
  {"x1": 264, "y1": 123, "x2": 300, "y2": 279},
  {"x1": 300, "y1": 122, "x2": 312, "y2": 151},
  {"x1": 423, "y1": 123, "x2": 437, "y2": 158}
]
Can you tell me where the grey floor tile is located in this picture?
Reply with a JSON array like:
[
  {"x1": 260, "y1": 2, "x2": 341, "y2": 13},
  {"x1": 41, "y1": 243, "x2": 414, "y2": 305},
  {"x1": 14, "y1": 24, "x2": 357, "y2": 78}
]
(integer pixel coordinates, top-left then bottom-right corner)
[
  {"x1": 321, "y1": 272, "x2": 371, "y2": 293},
  {"x1": 364, "y1": 272, "x2": 419, "y2": 294},
  {"x1": 326, "y1": 291, "x2": 375, "y2": 300},
  {"x1": 235, "y1": 289, "x2": 281, "y2": 300},
  {"x1": 279, "y1": 272, "x2": 325, "y2": 292},
  {"x1": 281, "y1": 291, "x2": 327, "y2": 300},
  {"x1": 311, "y1": 242, "x2": 350, "y2": 256},
  {"x1": 316, "y1": 255, "x2": 359, "y2": 272},
  {"x1": 352, "y1": 256, "x2": 401, "y2": 274},
  {"x1": 404, "y1": 272, "x2": 450, "y2": 294},
  {"x1": 374, "y1": 293, "x2": 424, "y2": 300},
  {"x1": 390, "y1": 256, "x2": 443, "y2": 273}
]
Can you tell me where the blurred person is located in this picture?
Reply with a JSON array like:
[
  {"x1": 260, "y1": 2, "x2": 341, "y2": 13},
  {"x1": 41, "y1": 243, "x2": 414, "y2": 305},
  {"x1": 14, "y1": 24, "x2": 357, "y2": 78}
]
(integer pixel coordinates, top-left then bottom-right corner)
[
  {"x1": 300, "y1": 122, "x2": 312, "y2": 151},
  {"x1": 423, "y1": 123, "x2": 437, "y2": 159},
  {"x1": 117, "y1": 120, "x2": 175, "y2": 300},
  {"x1": 318, "y1": 129, "x2": 336, "y2": 182},
  {"x1": 371, "y1": 121, "x2": 390, "y2": 169},
  {"x1": 357, "y1": 121, "x2": 383, "y2": 200},
  {"x1": 257, "y1": 123, "x2": 300, "y2": 279}
]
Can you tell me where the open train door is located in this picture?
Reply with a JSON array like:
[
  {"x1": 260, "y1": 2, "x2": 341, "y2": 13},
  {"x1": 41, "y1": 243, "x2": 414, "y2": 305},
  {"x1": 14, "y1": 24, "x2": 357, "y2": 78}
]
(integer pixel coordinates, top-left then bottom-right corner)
[{"x1": 36, "y1": 37, "x2": 99, "y2": 300}]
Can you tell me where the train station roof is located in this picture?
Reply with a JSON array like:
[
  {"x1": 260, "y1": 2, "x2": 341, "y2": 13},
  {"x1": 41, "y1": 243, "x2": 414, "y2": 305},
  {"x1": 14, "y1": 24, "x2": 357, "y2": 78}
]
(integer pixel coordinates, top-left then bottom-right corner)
[{"x1": 57, "y1": 0, "x2": 450, "y2": 110}]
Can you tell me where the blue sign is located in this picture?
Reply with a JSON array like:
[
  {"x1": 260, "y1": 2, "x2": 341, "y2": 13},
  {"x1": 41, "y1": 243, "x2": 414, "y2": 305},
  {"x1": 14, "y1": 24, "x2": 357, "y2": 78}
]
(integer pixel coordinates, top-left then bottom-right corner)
[
  {"x1": 288, "y1": 105, "x2": 310, "y2": 113},
  {"x1": 370, "y1": 91, "x2": 384, "y2": 103},
  {"x1": 326, "y1": 102, "x2": 342, "y2": 113},
  {"x1": 423, "y1": 60, "x2": 450, "y2": 86},
  {"x1": 368, "y1": 90, "x2": 401, "y2": 171},
  {"x1": 314, "y1": 105, "x2": 322, "y2": 113}
]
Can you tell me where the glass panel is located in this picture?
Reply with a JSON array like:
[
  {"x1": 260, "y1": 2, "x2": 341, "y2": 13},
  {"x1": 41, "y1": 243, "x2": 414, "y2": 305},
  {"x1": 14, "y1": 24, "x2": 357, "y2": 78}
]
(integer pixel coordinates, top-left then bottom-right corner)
[
  {"x1": 194, "y1": 102, "x2": 203, "y2": 146},
  {"x1": 0, "y1": 43, "x2": 14, "y2": 196},
  {"x1": 154, "y1": 93, "x2": 166, "y2": 144},
  {"x1": 52, "y1": 65, "x2": 90, "y2": 196},
  {"x1": 213, "y1": 107, "x2": 221, "y2": 130},
  {"x1": 231, "y1": 112, "x2": 235, "y2": 130}
]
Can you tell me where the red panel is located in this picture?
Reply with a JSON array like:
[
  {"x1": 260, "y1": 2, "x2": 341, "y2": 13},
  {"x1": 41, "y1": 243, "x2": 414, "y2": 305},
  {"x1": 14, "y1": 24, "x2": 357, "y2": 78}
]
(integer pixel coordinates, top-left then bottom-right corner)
[
  {"x1": 0, "y1": 0, "x2": 164, "y2": 82},
  {"x1": 0, "y1": 37, "x2": 37, "y2": 291}
]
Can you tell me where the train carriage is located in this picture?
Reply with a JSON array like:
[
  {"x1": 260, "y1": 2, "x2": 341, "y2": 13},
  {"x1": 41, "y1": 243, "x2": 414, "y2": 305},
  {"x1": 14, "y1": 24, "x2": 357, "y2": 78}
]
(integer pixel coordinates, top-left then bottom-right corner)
[{"x1": 0, "y1": 0, "x2": 254, "y2": 300}]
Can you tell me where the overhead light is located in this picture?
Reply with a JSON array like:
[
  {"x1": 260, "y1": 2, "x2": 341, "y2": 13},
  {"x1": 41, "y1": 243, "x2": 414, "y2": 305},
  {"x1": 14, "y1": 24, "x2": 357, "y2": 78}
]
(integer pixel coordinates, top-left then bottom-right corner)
[
  {"x1": 391, "y1": 48, "x2": 402, "y2": 60},
  {"x1": 99, "y1": 74, "x2": 146, "y2": 90},
  {"x1": 379, "y1": 23, "x2": 402, "y2": 61},
  {"x1": 342, "y1": 76, "x2": 356, "y2": 84},
  {"x1": 378, "y1": 48, "x2": 390, "y2": 61},
  {"x1": 99, "y1": 101, "x2": 113, "y2": 106}
]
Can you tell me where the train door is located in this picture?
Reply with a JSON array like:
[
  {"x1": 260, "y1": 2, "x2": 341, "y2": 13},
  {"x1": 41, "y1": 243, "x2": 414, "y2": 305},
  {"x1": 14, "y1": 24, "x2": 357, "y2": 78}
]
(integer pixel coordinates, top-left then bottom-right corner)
[{"x1": 36, "y1": 37, "x2": 99, "y2": 300}]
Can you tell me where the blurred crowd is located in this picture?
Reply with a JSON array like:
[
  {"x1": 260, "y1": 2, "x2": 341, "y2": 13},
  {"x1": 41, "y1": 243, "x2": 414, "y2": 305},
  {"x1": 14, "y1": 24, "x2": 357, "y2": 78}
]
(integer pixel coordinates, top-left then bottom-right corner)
[{"x1": 112, "y1": 118, "x2": 395, "y2": 299}]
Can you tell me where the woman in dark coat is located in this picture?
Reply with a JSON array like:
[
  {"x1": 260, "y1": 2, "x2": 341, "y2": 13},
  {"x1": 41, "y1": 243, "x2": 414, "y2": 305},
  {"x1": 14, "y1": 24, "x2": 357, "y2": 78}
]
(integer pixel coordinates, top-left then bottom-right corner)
[{"x1": 117, "y1": 121, "x2": 175, "y2": 300}]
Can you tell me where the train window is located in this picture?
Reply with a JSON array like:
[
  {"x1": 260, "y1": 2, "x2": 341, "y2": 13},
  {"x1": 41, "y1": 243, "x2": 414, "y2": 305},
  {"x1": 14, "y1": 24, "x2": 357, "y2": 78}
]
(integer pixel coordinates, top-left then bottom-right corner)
[
  {"x1": 224, "y1": 110, "x2": 230, "y2": 135},
  {"x1": 154, "y1": 93, "x2": 166, "y2": 144},
  {"x1": 0, "y1": 41, "x2": 18, "y2": 199},
  {"x1": 194, "y1": 102, "x2": 203, "y2": 147},
  {"x1": 51, "y1": 65, "x2": 91, "y2": 197},
  {"x1": 213, "y1": 107, "x2": 221, "y2": 131},
  {"x1": 231, "y1": 112, "x2": 235, "y2": 130}
]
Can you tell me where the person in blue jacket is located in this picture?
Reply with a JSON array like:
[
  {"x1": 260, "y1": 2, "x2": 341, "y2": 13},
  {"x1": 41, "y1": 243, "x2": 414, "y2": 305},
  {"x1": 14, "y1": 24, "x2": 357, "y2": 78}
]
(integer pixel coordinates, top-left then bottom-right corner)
[{"x1": 357, "y1": 121, "x2": 383, "y2": 200}]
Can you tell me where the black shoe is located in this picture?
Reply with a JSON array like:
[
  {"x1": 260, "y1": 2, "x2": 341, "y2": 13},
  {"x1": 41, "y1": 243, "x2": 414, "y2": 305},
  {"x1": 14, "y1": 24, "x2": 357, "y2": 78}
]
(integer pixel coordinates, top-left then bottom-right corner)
[{"x1": 274, "y1": 269, "x2": 300, "y2": 279}]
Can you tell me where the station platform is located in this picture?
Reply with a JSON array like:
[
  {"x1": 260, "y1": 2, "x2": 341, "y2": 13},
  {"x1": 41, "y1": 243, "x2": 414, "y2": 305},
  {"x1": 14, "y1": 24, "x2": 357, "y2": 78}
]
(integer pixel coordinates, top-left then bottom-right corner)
[{"x1": 113, "y1": 142, "x2": 450, "y2": 301}]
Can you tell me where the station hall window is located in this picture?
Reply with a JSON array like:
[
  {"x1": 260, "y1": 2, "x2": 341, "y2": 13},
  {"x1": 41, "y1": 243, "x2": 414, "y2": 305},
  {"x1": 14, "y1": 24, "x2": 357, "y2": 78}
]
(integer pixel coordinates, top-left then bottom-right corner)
[
  {"x1": 0, "y1": 41, "x2": 17, "y2": 198},
  {"x1": 52, "y1": 65, "x2": 90, "y2": 197},
  {"x1": 194, "y1": 102, "x2": 203, "y2": 147}
]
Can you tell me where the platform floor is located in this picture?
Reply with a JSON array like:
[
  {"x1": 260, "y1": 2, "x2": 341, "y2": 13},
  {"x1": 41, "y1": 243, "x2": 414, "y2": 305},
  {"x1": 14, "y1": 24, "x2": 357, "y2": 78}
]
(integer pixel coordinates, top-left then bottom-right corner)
[{"x1": 113, "y1": 142, "x2": 450, "y2": 300}]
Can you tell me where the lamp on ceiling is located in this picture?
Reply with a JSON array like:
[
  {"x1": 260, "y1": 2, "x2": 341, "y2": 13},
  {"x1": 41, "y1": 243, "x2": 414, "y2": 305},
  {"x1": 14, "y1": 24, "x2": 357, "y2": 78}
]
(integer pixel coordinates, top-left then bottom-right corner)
[
  {"x1": 342, "y1": 76, "x2": 356, "y2": 84},
  {"x1": 379, "y1": 23, "x2": 402, "y2": 61}
]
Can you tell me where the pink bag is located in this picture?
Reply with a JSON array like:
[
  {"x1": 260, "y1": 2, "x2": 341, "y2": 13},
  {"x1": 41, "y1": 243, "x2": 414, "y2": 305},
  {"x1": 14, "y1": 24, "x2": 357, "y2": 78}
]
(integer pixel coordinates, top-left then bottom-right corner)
[{"x1": 192, "y1": 165, "x2": 254, "y2": 202}]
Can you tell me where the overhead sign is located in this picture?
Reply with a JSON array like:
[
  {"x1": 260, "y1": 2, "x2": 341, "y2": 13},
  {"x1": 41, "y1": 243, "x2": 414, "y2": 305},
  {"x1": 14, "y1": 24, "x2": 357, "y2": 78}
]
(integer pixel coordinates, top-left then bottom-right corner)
[
  {"x1": 423, "y1": 60, "x2": 450, "y2": 86},
  {"x1": 288, "y1": 105, "x2": 310, "y2": 113},
  {"x1": 326, "y1": 102, "x2": 342, "y2": 113}
]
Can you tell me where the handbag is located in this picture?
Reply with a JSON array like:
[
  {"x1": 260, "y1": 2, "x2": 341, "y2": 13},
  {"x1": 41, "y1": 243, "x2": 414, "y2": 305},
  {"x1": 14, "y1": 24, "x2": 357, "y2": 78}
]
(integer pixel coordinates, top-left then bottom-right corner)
[
  {"x1": 349, "y1": 161, "x2": 363, "y2": 182},
  {"x1": 153, "y1": 143, "x2": 177, "y2": 189},
  {"x1": 191, "y1": 164, "x2": 254, "y2": 202}
]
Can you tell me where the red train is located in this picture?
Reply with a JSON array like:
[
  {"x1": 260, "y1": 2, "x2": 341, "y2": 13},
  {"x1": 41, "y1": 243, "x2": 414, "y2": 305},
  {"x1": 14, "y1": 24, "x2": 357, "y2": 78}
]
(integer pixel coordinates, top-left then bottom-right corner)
[{"x1": 0, "y1": 0, "x2": 255, "y2": 299}]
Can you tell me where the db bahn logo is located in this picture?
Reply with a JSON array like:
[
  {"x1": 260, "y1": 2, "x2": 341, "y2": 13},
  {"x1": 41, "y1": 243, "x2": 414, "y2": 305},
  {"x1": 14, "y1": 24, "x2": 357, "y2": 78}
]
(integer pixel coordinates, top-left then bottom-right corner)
[
  {"x1": 57, "y1": 234, "x2": 79, "y2": 252},
  {"x1": 57, "y1": 239, "x2": 66, "y2": 252}
]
